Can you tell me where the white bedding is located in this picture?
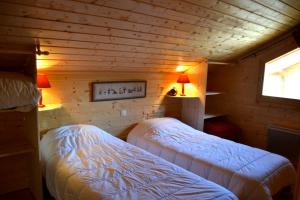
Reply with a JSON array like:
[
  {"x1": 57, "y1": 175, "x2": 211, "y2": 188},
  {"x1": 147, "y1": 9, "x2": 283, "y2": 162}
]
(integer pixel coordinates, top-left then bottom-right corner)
[
  {"x1": 127, "y1": 118, "x2": 296, "y2": 200},
  {"x1": 40, "y1": 124, "x2": 237, "y2": 200},
  {"x1": 0, "y1": 72, "x2": 40, "y2": 111}
]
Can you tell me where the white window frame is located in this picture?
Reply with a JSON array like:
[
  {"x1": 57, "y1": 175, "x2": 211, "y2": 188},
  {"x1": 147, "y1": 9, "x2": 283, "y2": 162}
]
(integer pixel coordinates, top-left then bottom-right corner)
[{"x1": 257, "y1": 43, "x2": 300, "y2": 108}]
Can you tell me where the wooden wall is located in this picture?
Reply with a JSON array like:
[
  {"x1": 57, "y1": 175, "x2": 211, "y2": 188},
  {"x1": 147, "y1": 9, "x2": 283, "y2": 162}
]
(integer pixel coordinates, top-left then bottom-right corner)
[
  {"x1": 38, "y1": 71, "x2": 184, "y2": 138},
  {"x1": 182, "y1": 60, "x2": 208, "y2": 130},
  {"x1": 206, "y1": 35, "x2": 300, "y2": 148}
]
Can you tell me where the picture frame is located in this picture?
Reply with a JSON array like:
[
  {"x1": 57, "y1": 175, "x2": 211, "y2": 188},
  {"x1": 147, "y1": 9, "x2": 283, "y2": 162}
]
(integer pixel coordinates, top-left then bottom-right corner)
[{"x1": 91, "y1": 81, "x2": 147, "y2": 101}]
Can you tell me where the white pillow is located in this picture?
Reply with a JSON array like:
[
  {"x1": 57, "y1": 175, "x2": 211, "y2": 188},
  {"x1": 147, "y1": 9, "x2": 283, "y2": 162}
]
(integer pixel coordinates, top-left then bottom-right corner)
[{"x1": 40, "y1": 124, "x2": 109, "y2": 158}]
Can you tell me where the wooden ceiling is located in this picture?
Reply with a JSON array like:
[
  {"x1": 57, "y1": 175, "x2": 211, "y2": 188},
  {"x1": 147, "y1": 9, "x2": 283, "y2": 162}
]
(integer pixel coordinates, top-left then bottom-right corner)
[{"x1": 0, "y1": 0, "x2": 300, "y2": 72}]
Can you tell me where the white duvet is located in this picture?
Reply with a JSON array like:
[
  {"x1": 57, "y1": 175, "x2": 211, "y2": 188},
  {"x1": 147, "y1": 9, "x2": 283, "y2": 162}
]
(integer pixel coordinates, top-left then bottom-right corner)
[
  {"x1": 0, "y1": 72, "x2": 40, "y2": 111},
  {"x1": 40, "y1": 124, "x2": 237, "y2": 200},
  {"x1": 127, "y1": 118, "x2": 296, "y2": 200}
]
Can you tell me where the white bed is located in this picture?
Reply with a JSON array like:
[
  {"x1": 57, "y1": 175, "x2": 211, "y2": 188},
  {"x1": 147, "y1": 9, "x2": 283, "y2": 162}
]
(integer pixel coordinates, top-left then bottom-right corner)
[
  {"x1": 40, "y1": 124, "x2": 237, "y2": 200},
  {"x1": 127, "y1": 118, "x2": 296, "y2": 200}
]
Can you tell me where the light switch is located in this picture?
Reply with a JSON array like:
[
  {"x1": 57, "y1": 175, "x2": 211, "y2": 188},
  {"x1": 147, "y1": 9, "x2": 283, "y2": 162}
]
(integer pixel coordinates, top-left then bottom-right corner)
[{"x1": 120, "y1": 109, "x2": 128, "y2": 117}]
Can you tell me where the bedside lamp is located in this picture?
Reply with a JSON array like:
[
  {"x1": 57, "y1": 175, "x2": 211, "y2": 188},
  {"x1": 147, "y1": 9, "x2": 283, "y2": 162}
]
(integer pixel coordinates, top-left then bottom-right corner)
[
  {"x1": 177, "y1": 74, "x2": 190, "y2": 96},
  {"x1": 37, "y1": 74, "x2": 51, "y2": 108}
]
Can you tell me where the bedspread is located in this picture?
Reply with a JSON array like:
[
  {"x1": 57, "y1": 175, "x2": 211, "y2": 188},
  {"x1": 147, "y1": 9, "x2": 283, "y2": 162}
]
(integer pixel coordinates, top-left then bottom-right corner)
[
  {"x1": 127, "y1": 118, "x2": 296, "y2": 200},
  {"x1": 41, "y1": 124, "x2": 237, "y2": 200}
]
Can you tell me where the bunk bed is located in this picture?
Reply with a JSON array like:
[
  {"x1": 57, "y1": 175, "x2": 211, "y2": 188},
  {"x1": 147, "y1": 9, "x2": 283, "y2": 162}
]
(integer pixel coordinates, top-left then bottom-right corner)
[
  {"x1": 127, "y1": 117, "x2": 297, "y2": 200},
  {"x1": 0, "y1": 48, "x2": 43, "y2": 199}
]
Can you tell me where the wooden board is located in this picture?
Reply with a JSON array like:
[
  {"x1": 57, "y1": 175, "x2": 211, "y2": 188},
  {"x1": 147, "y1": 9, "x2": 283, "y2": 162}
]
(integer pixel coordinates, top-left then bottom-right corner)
[
  {"x1": 0, "y1": 50, "x2": 42, "y2": 199},
  {"x1": 0, "y1": 155, "x2": 31, "y2": 194},
  {"x1": 38, "y1": 71, "x2": 183, "y2": 137},
  {"x1": 0, "y1": 0, "x2": 299, "y2": 72}
]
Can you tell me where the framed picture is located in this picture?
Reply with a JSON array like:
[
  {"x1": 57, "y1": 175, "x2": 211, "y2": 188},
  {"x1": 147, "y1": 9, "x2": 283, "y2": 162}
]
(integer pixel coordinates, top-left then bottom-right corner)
[{"x1": 91, "y1": 81, "x2": 147, "y2": 101}]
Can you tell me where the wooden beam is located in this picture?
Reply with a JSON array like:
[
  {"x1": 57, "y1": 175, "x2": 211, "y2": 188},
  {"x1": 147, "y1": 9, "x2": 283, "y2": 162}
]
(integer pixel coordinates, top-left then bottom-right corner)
[{"x1": 207, "y1": 61, "x2": 234, "y2": 65}]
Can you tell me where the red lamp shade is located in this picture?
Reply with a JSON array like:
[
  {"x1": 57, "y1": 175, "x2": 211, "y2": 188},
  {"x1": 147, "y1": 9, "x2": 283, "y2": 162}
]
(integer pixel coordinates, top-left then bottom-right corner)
[
  {"x1": 177, "y1": 74, "x2": 190, "y2": 96},
  {"x1": 177, "y1": 74, "x2": 190, "y2": 83},
  {"x1": 37, "y1": 74, "x2": 51, "y2": 88}
]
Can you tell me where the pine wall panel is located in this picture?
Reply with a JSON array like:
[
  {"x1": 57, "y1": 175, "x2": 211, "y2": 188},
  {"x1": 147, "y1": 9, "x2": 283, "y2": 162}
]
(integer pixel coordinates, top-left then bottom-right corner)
[
  {"x1": 1, "y1": 0, "x2": 300, "y2": 69},
  {"x1": 206, "y1": 36, "x2": 300, "y2": 148},
  {"x1": 38, "y1": 71, "x2": 183, "y2": 138}
]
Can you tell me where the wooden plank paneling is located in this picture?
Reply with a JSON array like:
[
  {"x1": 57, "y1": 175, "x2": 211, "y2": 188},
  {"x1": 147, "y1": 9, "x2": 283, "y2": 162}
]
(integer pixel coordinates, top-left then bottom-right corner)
[
  {"x1": 3, "y1": 0, "x2": 259, "y2": 38},
  {"x1": 0, "y1": 2, "x2": 224, "y2": 42},
  {"x1": 221, "y1": 0, "x2": 299, "y2": 25},
  {"x1": 0, "y1": 155, "x2": 30, "y2": 194},
  {"x1": 206, "y1": 35, "x2": 300, "y2": 149},
  {"x1": 281, "y1": 0, "x2": 300, "y2": 10},
  {"x1": 37, "y1": 54, "x2": 199, "y2": 66},
  {"x1": 185, "y1": 0, "x2": 300, "y2": 25},
  {"x1": 38, "y1": 71, "x2": 183, "y2": 136},
  {"x1": 0, "y1": 0, "x2": 299, "y2": 72},
  {"x1": 138, "y1": 0, "x2": 283, "y2": 32},
  {"x1": 254, "y1": 0, "x2": 300, "y2": 20}
]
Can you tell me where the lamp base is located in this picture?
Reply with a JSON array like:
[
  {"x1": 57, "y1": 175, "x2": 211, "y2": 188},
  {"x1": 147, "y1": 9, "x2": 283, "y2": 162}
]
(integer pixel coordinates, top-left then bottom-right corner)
[
  {"x1": 38, "y1": 88, "x2": 46, "y2": 108},
  {"x1": 180, "y1": 83, "x2": 186, "y2": 96},
  {"x1": 180, "y1": 93, "x2": 186, "y2": 96}
]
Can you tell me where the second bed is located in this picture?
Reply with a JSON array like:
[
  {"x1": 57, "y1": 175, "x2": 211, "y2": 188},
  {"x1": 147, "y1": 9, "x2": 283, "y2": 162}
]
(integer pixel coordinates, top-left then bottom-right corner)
[{"x1": 127, "y1": 118, "x2": 296, "y2": 200}]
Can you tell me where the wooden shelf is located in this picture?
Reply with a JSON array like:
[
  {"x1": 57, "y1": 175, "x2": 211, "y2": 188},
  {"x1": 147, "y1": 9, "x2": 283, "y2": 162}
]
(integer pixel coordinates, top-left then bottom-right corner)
[
  {"x1": 166, "y1": 95, "x2": 198, "y2": 99},
  {"x1": 0, "y1": 142, "x2": 33, "y2": 159},
  {"x1": 38, "y1": 104, "x2": 62, "y2": 112},
  {"x1": 204, "y1": 113, "x2": 224, "y2": 119},
  {"x1": 206, "y1": 91, "x2": 222, "y2": 96}
]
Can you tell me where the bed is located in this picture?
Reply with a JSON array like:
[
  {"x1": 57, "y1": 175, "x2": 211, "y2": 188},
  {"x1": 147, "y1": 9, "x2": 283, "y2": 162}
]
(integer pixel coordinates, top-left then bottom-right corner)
[
  {"x1": 127, "y1": 118, "x2": 297, "y2": 200},
  {"x1": 40, "y1": 124, "x2": 237, "y2": 200}
]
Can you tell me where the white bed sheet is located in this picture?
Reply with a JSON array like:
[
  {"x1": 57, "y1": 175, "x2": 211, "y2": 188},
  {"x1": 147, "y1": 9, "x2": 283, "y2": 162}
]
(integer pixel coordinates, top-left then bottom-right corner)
[
  {"x1": 127, "y1": 118, "x2": 296, "y2": 200},
  {"x1": 40, "y1": 124, "x2": 237, "y2": 200}
]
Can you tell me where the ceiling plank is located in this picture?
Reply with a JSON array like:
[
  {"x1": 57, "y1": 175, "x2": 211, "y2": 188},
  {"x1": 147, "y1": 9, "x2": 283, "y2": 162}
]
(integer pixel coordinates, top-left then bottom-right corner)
[
  {"x1": 184, "y1": 0, "x2": 298, "y2": 26},
  {"x1": 0, "y1": 0, "x2": 299, "y2": 72},
  {"x1": 37, "y1": 54, "x2": 201, "y2": 66},
  {"x1": 0, "y1": 1, "x2": 261, "y2": 42},
  {"x1": 221, "y1": 0, "x2": 298, "y2": 25},
  {"x1": 254, "y1": 0, "x2": 300, "y2": 20},
  {"x1": 101, "y1": 0, "x2": 285, "y2": 33},
  {"x1": 280, "y1": 0, "x2": 300, "y2": 11},
  {"x1": 0, "y1": 14, "x2": 256, "y2": 49},
  {"x1": 0, "y1": 26, "x2": 238, "y2": 57},
  {"x1": 79, "y1": 0, "x2": 271, "y2": 37}
]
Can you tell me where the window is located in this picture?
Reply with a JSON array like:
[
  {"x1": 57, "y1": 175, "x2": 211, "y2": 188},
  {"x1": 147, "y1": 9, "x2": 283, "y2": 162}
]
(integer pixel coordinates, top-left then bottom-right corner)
[{"x1": 262, "y1": 48, "x2": 300, "y2": 101}]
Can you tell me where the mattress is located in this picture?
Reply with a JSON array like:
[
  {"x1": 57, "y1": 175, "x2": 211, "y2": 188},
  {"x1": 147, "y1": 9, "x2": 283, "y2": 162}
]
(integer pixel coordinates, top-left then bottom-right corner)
[
  {"x1": 127, "y1": 118, "x2": 297, "y2": 200},
  {"x1": 0, "y1": 72, "x2": 40, "y2": 111},
  {"x1": 40, "y1": 124, "x2": 237, "y2": 200}
]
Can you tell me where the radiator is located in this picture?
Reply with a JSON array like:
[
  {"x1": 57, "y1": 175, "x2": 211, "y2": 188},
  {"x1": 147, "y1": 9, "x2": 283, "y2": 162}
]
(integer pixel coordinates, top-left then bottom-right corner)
[{"x1": 267, "y1": 126, "x2": 300, "y2": 169}]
